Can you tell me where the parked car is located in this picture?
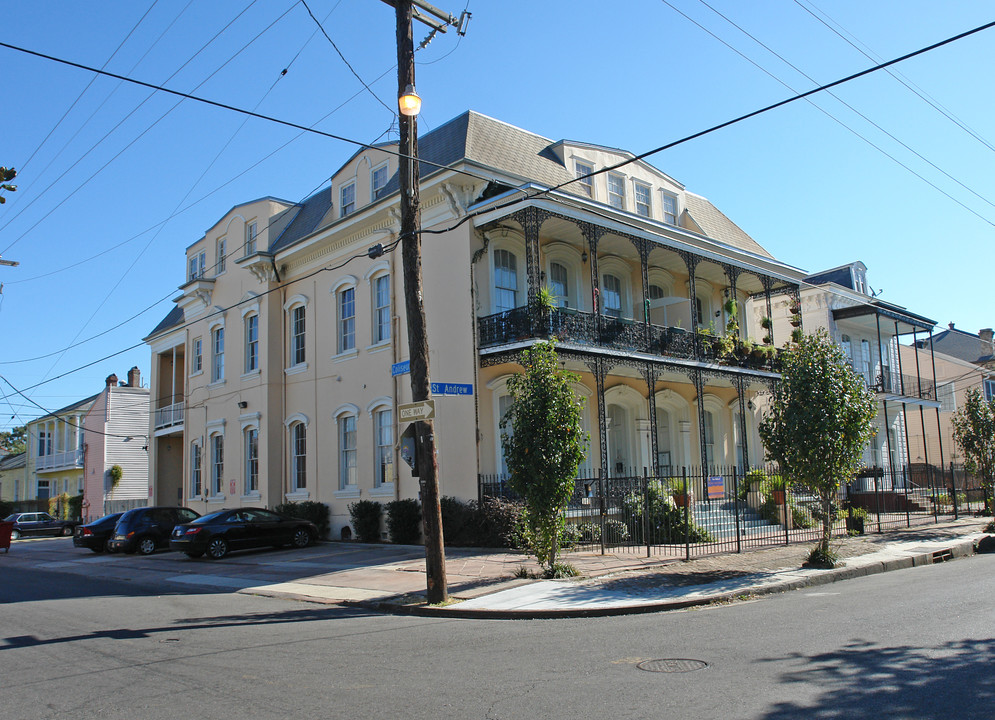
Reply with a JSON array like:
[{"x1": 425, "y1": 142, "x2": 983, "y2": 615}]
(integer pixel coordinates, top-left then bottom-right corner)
[
  {"x1": 3, "y1": 512, "x2": 77, "y2": 540},
  {"x1": 73, "y1": 513, "x2": 123, "y2": 553},
  {"x1": 170, "y1": 508, "x2": 317, "y2": 559},
  {"x1": 108, "y1": 506, "x2": 200, "y2": 555}
]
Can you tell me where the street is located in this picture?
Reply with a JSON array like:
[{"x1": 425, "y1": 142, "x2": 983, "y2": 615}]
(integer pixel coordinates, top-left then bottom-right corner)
[{"x1": 2, "y1": 539, "x2": 993, "y2": 719}]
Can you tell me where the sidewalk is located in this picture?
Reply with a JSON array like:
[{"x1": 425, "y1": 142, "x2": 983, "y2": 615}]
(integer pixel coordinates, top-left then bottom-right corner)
[{"x1": 238, "y1": 517, "x2": 990, "y2": 618}]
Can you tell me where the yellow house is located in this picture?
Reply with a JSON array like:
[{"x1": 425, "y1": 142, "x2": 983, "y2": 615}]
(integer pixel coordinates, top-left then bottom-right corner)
[
  {"x1": 146, "y1": 111, "x2": 807, "y2": 538},
  {"x1": 0, "y1": 451, "x2": 26, "y2": 503},
  {"x1": 24, "y1": 395, "x2": 96, "y2": 504}
]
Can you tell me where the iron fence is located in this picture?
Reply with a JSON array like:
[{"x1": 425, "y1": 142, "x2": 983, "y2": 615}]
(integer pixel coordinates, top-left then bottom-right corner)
[{"x1": 479, "y1": 462, "x2": 991, "y2": 559}]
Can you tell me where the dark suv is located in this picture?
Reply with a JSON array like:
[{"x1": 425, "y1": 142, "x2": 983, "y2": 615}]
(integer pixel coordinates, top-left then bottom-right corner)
[{"x1": 108, "y1": 506, "x2": 200, "y2": 555}]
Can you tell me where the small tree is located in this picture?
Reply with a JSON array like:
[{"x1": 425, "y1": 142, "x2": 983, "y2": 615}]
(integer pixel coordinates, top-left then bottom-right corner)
[
  {"x1": 952, "y1": 388, "x2": 995, "y2": 519},
  {"x1": 501, "y1": 341, "x2": 587, "y2": 573},
  {"x1": 759, "y1": 328, "x2": 876, "y2": 565}
]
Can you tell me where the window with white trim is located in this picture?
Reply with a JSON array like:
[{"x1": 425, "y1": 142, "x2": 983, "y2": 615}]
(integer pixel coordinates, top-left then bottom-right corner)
[
  {"x1": 494, "y1": 249, "x2": 518, "y2": 313},
  {"x1": 244, "y1": 315, "x2": 259, "y2": 373},
  {"x1": 575, "y1": 161, "x2": 593, "y2": 198},
  {"x1": 211, "y1": 326, "x2": 225, "y2": 382},
  {"x1": 192, "y1": 338, "x2": 203, "y2": 374},
  {"x1": 374, "y1": 408, "x2": 392, "y2": 486},
  {"x1": 549, "y1": 262, "x2": 569, "y2": 308},
  {"x1": 373, "y1": 274, "x2": 390, "y2": 343},
  {"x1": 634, "y1": 181, "x2": 652, "y2": 217},
  {"x1": 662, "y1": 192, "x2": 678, "y2": 225},
  {"x1": 372, "y1": 163, "x2": 389, "y2": 197},
  {"x1": 938, "y1": 382, "x2": 957, "y2": 413},
  {"x1": 984, "y1": 378, "x2": 995, "y2": 402},
  {"x1": 188, "y1": 251, "x2": 206, "y2": 281},
  {"x1": 339, "y1": 414, "x2": 357, "y2": 489},
  {"x1": 607, "y1": 173, "x2": 625, "y2": 209},
  {"x1": 290, "y1": 422, "x2": 306, "y2": 490},
  {"x1": 245, "y1": 221, "x2": 257, "y2": 255},
  {"x1": 244, "y1": 427, "x2": 258, "y2": 494},
  {"x1": 602, "y1": 274, "x2": 622, "y2": 318},
  {"x1": 340, "y1": 181, "x2": 356, "y2": 218},
  {"x1": 210, "y1": 434, "x2": 223, "y2": 496},
  {"x1": 290, "y1": 305, "x2": 306, "y2": 366},
  {"x1": 338, "y1": 287, "x2": 355, "y2": 353},
  {"x1": 216, "y1": 237, "x2": 226, "y2": 275}
]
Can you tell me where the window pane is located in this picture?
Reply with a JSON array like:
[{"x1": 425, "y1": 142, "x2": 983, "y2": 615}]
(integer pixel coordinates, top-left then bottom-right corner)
[
  {"x1": 292, "y1": 423, "x2": 306, "y2": 490},
  {"x1": 245, "y1": 316, "x2": 258, "y2": 372},
  {"x1": 608, "y1": 174, "x2": 625, "y2": 209},
  {"x1": 245, "y1": 428, "x2": 258, "y2": 493},
  {"x1": 340, "y1": 183, "x2": 356, "y2": 217},
  {"x1": 212, "y1": 328, "x2": 224, "y2": 382},
  {"x1": 635, "y1": 183, "x2": 651, "y2": 217},
  {"x1": 376, "y1": 409, "x2": 392, "y2": 486},
  {"x1": 494, "y1": 249, "x2": 518, "y2": 312},
  {"x1": 340, "y1": 416, "x2": 357, "y2": 488},
  {"x1": 663, "y1": 194, "x2": 678, "y2": 224},
  {"x1": 602, "y1": 274, "x2": 622, "y2": 318},
  {"x1": 550, "y1": 263, "x2": 568, "y2": 307},
  {"x1": 291, "y1": 305, "x2": 306, "y2": 365},
  {"x1": 575, "y1": 162, "x2": 593, "y2": 197},
  {"x1": 339, "y1": 288, "x2": 355, "y2": 352},
  {"x1": 374, "y1": 275, "x2": 391, "y2": 343}
]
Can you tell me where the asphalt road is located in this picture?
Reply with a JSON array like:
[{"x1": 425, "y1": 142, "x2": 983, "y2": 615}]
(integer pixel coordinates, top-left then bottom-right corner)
[{"x1": 2, "y1": 539, "x2": 993, "y2": 719}]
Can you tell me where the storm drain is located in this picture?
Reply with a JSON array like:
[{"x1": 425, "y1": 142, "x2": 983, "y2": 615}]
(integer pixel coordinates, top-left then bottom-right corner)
[
  {"x1": 637, "y1": 659, "x2": 709, "y2": 673},
  {"x1": 932, "y1": 548, "x2": 954, "y2": 563}
]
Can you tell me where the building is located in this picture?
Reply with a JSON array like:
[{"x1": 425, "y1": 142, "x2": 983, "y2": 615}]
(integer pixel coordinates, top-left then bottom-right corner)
[
  {"x1": 762, "y1": 261, "x2": 943, "y2": 489},
  {"x1": 146, "y1": 111, "x2": 807, "y2": 537},
  {"x1": 0, "y1": 451, "x2": 26, "y2": 503},
  {"x1": 81, "y1": 367, "x2": 152, "y2": 520},
  {"x1": 915, "y1": 323, "x2": 995, "y2": 400},
  {"x1": 24, "y1": 394, "x2": 96, "y2": 503}
]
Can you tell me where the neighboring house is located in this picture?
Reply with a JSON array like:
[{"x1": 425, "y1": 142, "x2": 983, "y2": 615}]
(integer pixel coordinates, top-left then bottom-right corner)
[
  {"x1": 24, "y1": 394, "x2": 97, "y2": 503},
  {"x1": 758, "y1": 261, "x2": 942, "y2": 487},
  {"x1": 914, "y1": 323, "x2": 995, "y2": 399},
  {"x1": 82, "y1": 368, "x2": 152, "y2": 520},
  {"x1": 898, "y1": 341, "x2": 993, "y2": 473},
  {"x1": 145, "y1": 110, "x2": 807, "y2": 537},
  {"x1": 0, "y1": 451, "x2": 26, "y2": 503}
]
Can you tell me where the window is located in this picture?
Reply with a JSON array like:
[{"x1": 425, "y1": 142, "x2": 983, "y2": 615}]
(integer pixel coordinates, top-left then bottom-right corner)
[
  {"x1": 938, "y1": 382, "x2": 957, "y2": 413},
  {"x1": 188, "y1": 251, "x2": 206, "y2": 281},
  {"x1": 607, "y1": 173, "x2": 625, "y2": 209},
  {"x1": 216, "y1": 237, "x2": 226, "y2": 275},
  {"x1": 841, "y1": 334, "x2": 852, "y2": 365},
  {"x1": 575, "y1": 161, "x2": 593, "y2": 197},
  {"x1": 602, "y1": 274, "x2": 622, "y2": 318},
  {"x1": 373, "y1": 274, "x2": 391, "y2": 343},
  {"x1": 291, "y1": 422, "x2": 306, "y2": 490},
  {"x1": 498, "y1": 393, "x2": 514, "y2": 476},
  {"x1": 211, "y1": 327, "x2": 225, "y2": 382},
  {"x1": 339, "y1": 415, "x2": 357, "y2": 489},
  {"x1": 245, "y1": 222, "x2": 257, "y2": 255},
  {"x1": 375, "y1": 408, "x2": 392, "y2": 486},
  {"x1": 244, "y1": 315, "x2": 258, "y2": 373},
  {"x1": 340, "y1": 181, "x2": 356, "y2": 218},
  {"x1": 494, "y1": 249, "x2": 518, "y2": 313},
  {"x1": 634, "y1": 182, "x2": 652, "y2": 217},
  {"x1": 210, "y1": 434, "x2": 223, "y2": 496},
  {"x1": 191, "y1": 442, "x2": 202, "y2": 496},
  {"x1": 984, "y1": 378, "x2": 995, "y2": 402},
  {"x1": 662, "y1": 193, "x2": 678, "y2": 225},
  {"x1": 338, "y1": 288, "x2": 355, "y2": 353},
  {"x1": 192, "y1": 338, "x2": 203, "y2": 374},
  {"x1": 372, "y1": 163, "x2": 389, "y2": 197},
  {"x1": 290, "y1": 305, "x2": 306, "y2": 366},
  {"x1": 860, "y1": 339, "x2": 872, "y2": 385},
  {"x1": 37, "y1": 428, "x2": 51, "y2": 457},
  {"x1": 37, "y1": 480, "x2": 51, "y2": 501},
  {"x1": 703, "y1": 411, "x2": 715, "y2": 468},
  {"x1": 244, "y1": 427, "x2": 258, "y2": 494},
  {"x1": 550, "y1": 262, "x2": 569, "y2": 308}
]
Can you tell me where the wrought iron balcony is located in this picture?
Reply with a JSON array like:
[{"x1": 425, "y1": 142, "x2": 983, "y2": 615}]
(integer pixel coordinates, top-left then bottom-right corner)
[
  {"x1": 874, "y1": 372, "x2": 936, "y2": 401},
  {"x1": 478, "y1": 306, "x2": 779, "y2": 371}
]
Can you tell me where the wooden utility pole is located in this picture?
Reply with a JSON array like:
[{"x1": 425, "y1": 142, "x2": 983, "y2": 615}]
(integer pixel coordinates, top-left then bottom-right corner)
[{"x1": 395, "y1": 0, "x2": 447, "y2": 604}]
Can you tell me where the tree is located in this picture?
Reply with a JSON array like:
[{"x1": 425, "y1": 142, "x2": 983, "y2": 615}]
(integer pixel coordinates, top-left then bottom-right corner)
[
  {"x1": 0, "y1": 167, "x2": 16, "y2": 203},
  {"x1": 0, "y1": 425, "x2": 27, "y2": 455},
  {"x1": 501, "y1": 341, "x2": 587, "y2": 573},
  {"x1": 952, "y1": 388, "x2": 995, "y2": 518},
  {"x1": 759, "y1": 328, "x2": 876, "y2": 565}
]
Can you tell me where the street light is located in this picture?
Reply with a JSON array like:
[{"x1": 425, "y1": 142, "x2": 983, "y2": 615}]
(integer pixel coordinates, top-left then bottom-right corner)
[
  {"x1": 0, "y1": 256, "x2": 18, "y2": 267},
  {"x1": 398, "y1": 84, "x2": 421, "y2": 116}
]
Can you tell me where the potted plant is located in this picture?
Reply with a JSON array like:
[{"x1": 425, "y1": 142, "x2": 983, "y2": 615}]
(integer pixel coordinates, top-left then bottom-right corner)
[
  {"x1": 846, "y1": 506, "x2": 867, "y2": 535},
  {"x1": 788, "y1": 298, "x2": 801, "y2": 315},
  {"x1": 791, "y1": 327, "x2": 804, "y2": 344},
  {"x1": 668, "y1": 477, "x2": 692, "y2": 507},
  {"x1": 760, "y1": 315, "x2": 773, "y2": 331},
  {"x1": 763, "y1": 474, "x2": 788, "y2": 505}
]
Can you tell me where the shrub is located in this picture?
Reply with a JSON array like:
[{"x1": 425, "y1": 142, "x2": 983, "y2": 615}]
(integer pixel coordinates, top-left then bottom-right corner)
[
  {"x1": 0, "y1": 500, "x2": 12, "y2": 518},
  {"x1": 440, "y1": 496, "x2": 477, "y2": 546},
  {"x1": 440, "y1": 496, "x2": 525, "y2": 548},
  {"x1": 68, "y1": 493, "x2": 83, "y2": 521},
  {"x1": 385, "y1": 498, "x2": 422, "y2": 544},
  {"x1": 348, "y1": 500, "x2": 383, "y2": 543},
  {"x1": 622, "y1": 483, "x2": 713, "y2": 544},
  {"x1": 275, "y1": 501, "x2": 330, "y2": 539},
  {"x1": 575, "y1": 519, "x2": 630, "y2": 545}
]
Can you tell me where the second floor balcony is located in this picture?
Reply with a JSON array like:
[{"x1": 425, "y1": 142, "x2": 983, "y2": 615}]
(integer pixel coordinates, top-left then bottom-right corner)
[
  {"x1": 154, "y1": 401, "x2": 184, "y2": 432},
  {"x1": 36, "y1": 448, "x2": 84, "y2": 472}
]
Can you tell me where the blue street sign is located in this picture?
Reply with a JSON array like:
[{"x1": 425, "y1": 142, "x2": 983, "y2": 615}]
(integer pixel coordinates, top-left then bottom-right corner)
[
  {"x1": 431, "y1": 382, "x2": 473, "y2": 396},
  {"x1": 391, "y1": 360, "x2": 410, "y2": 376}
]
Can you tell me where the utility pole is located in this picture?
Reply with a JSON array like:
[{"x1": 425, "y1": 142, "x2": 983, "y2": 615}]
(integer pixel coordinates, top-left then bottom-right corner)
[{"x1": 390, "y1": 0, "x2": 468, "y2": 604}]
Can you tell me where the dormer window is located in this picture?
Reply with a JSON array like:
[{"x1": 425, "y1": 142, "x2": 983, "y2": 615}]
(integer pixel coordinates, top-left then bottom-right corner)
[
  {"x1": 340, "y1": 181, "x2": 356, "y2": 218},
  {"x1": 634, "y1": 181, "x2": 652, "y2": 218},
  {"x1": 245, "y1": 222, "x2": 257, "y2": 255},
  {"x1": 662, "y1": 192, "x2": 678, "y2": 225},
  {"x1": 607, "y1": 173, "x2": 626, "y2": 210},
  {"x1": 372, "y1": 163, "x2": 389, "y2": 198},
  {"x1": 188, "y1": 251, "x2": 205, "y2": 281},
  {"x1": 575, "y1": 161, "x2": 593, "y2": 198}
]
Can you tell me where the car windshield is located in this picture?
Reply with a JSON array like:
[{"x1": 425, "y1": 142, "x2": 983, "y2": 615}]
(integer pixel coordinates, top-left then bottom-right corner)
[
  {"x1": 191, "y1": 511, "x2": 229, "y2": 524},
  {"x1": 3, "y1": 514, "x2": 17, "y2": 522}
]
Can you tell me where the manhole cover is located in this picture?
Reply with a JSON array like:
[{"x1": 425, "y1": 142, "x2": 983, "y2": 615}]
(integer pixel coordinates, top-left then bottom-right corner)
[{"x1": 637, "y1": 658, "x2": 708, "y2": 673}]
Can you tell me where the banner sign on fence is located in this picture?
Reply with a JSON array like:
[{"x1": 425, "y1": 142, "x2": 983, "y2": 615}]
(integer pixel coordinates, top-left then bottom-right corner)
[{"x1": 707, "y1": 475, "x2": 725, "y2": 500}]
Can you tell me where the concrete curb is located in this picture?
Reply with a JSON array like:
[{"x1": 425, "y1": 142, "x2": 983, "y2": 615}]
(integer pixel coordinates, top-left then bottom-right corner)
[{"x1": 348, "y1": 536, "x2": 981, "y2": 620}]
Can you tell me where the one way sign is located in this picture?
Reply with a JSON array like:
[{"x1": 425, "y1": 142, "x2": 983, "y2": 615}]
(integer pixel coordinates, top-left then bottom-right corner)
[{"x1": 398, "y1": 400, "x2": 435, "y2": 422}]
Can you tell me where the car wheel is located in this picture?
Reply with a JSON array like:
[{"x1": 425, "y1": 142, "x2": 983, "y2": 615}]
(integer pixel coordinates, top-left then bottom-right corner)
[
  {"x1": 206, "y1": 537, "x2": 229, "y2": 560},
  {"x1": 184, "y1": 551, "x2": 205, "y2": 559},
  {"x1": 10, "y1": 529, "x2": 20, "y2": 540},
  {"x1": 105, "y1": 539, "x2": 117, "y2": 553},
  {"x1": 137, "y1": 536, "x2": 157, "y2": 555},
  {"x1": 292, "y1": 528, "x2": 312, "y2": 549},
  {"x1": 62, "y1": 526, "x2": 74, "y2": 536}
]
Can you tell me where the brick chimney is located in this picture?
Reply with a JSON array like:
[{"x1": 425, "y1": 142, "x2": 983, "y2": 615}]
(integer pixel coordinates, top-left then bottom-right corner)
[
  {"x1": 127, "y1": 366, "x2": 141, "y2": 388},
  {"x1": 105, "y1": 373, "x2": 118, "y2": 387},
  {"x1": 981, "y1": 328, "x2": 994, "y2": 357}
]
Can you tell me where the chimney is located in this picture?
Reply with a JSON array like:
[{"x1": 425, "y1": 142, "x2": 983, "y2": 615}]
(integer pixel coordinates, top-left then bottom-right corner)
[
  {"x1": 105, "y1": 373, "x2": 118, "y2": 387},
  {"x1": 127, "y1": 366, "x2": 141, "y2": 388},
  {"x1": 948, "y1": 322, "x2": 955, "y2": 331},
  {"x1": 981, "y1": 328, "x2": 994, "y2": 356}
]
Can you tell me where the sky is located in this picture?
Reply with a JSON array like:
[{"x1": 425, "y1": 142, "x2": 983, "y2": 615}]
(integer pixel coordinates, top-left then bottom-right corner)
[{"x1": 1, "y1": 0, "x2": 993, "y2": 435}]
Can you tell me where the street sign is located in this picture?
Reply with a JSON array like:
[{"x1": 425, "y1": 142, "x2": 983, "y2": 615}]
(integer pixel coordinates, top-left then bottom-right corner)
[
  {"x1": 431, "y1": 382, "x2": 473, "y2": 396},
  {"x1": 391, "y1": 360, "x2": 410, "y2": 376},
  {"x1": 399, "y1": 400, "x2": 435, "y2": 422}
]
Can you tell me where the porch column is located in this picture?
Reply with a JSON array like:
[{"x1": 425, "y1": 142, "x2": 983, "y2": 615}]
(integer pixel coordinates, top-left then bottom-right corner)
[
  {"x1": 682, "y1": 251, "x2": 701, "y2": 358},
  {"x1": 910, "y1": 328, "x2": 932, "y2": 468},
  {"x1": 928, "y1": 330, "x2": 945, "y2": 471},
  {"x1": 762, "y1": 276, "x2": 774, "y2": 346},
  {"x1": 691, "y1": 368, "x2": 708, "y2": 469},
  {"x1": 635, "y1": 419, "x2": 652, "y2": 474},
  {"x1": 171, "y1": 346, "x2": 178, "y2": 405},
  {"x1": 736, "y1": 375, "x2": 750, "y2": 470},
  {"x1": 642, "y1": 364, "x2": 659, "y2": 474},
  {"x1": 634, "y1": 238, "x2": 651, "y2": 350},
  {"x1": 895, "y1": 320, "x2": 913, "y2": 481},
  {"x1": 586, "y1": 357, "x2": 609, "y2": 474},
  {"x1": 581, "y1": 222, "x2": 603, "y2": 339},
  {"x1": 679, "y1": 420, "x2": 692, "y2": 470},
  {"x1": 723, "y1": 263, "x2": 741, "y2": 337}
]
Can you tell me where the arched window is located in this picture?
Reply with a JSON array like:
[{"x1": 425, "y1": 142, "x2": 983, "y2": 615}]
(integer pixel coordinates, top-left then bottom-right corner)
[
  {"x1": 602, "y1": 274, "x2": 623, "y2": 318},
  {"x1": 290, "y1": 422, "x2": 306, "y2": 491},
  {"x1": 494, "y1": 249, "x2": 519, "y2": 313},
  {"x1": 549, "y1": 262, "x2": 569, "y2": 307},
  {"x1": 209, "y1": 433, "x2": 224, "y2": 496},
  {"x1": 244, "y1": 426, "x2": 259, "y2": 495},
  {"x1": 331, "y1": 276, "x2": 358, "y2": 356}
]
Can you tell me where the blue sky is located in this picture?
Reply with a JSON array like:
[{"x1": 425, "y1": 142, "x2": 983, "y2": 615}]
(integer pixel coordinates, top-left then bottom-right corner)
[{"x1": 1, "y1": 0, "x2": 993, "y2": 433}]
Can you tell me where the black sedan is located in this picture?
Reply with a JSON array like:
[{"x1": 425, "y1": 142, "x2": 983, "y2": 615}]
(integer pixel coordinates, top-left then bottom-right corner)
[
  {"x1": 170, "y1": 508, "x2": 317, "y2": 559},
  {"x1": 73, "y1": 513, "x2": 123, "y2": 553},
  {"x1": 3, "y1": 512, "x2": 77, "y2": 539}
]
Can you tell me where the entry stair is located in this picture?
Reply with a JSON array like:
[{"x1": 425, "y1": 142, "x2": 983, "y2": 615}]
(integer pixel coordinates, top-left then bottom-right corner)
[{"x1": 690, "y1": 500, "x2": 780, "y2": 540}]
